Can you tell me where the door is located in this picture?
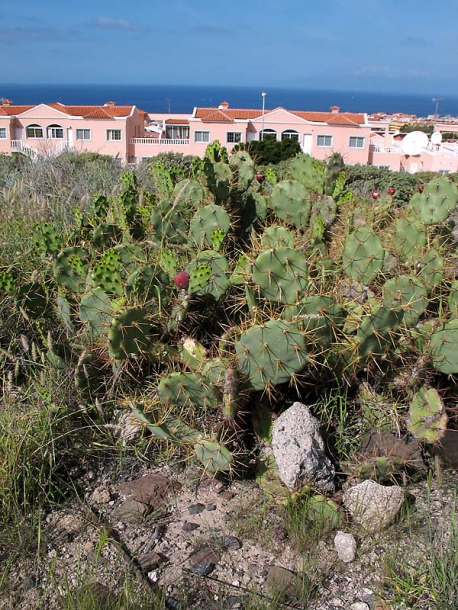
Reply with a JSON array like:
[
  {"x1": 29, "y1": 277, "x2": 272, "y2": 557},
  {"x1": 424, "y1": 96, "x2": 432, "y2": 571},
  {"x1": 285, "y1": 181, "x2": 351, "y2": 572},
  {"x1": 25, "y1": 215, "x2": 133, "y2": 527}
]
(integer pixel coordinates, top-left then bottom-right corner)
[{"x1": 302, "y1": 134, "x2": 312, "y2": 155}]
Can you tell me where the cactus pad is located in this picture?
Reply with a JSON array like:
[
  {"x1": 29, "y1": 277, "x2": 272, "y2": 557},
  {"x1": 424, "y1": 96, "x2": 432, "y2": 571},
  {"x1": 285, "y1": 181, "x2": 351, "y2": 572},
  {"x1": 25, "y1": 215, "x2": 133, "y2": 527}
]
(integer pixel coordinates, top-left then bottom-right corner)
[
  {"x1": 407, "y1": 387, "x2": 448, "y2": 443},
  {"x1": 252, "y1": 247, "x2": 309, "y2": 304},
  {"x1": 108, "y1": 307, "x2": 151, "y2": 359},
  {"x1": 382, "y1": 275, "x2": 429, "y2": 327},
  {"x1": 430, "y1": 320, "x2": 458, "y2": 374},
  {"x1": 342, "y1": 227, "x2": 385, "y2": 285}
]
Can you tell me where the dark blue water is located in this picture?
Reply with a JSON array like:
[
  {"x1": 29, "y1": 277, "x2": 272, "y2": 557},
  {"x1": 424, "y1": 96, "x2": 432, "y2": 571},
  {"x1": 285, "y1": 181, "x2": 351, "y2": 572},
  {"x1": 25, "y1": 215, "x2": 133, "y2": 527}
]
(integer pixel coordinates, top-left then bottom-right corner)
[{"x1": 2, "y1": 84, "x2": 457, "y2": 118}]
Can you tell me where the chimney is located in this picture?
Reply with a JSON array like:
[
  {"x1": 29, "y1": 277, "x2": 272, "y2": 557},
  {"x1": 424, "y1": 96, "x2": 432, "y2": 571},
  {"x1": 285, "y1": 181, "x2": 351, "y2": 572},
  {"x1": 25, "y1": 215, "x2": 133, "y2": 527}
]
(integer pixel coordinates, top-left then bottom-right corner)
[
  {"x1": 330, "y1": 105, "x2": 340, "y2": 113},
  {"x1": 218, "y1": 101, "x2": 230, "y2": 110},
  {"x1": 104, "y1": 101, "x2": 116, "y2": 107},
  {"x1": 2, "y1": 99, "x2": 12, "y2": 106}
]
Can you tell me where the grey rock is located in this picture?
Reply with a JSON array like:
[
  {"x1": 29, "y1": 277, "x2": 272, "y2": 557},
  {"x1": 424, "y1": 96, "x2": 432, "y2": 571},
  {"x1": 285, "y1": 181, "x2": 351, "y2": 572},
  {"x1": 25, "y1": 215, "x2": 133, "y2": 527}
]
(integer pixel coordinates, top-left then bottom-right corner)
[
  {"x1": 350, "y1": 603, "x2": 370, "y2": 610},
  {"x1": 343, "y1": 480, "x2": 405, "y2": 533},
  {"x1": 190, "y1": 562, "x2": 215, "y2": 576},
  {"x1": 219, "y1": 535, "x2": 242, "y2": 550},
  {"x1": 334, "y1": 531, "x2": 357, "y2": 563},
  {"x1": 206, "y1": 503, "x2": 217, "y2": 511},
  {"x1": 112, "y1": 499, "x2": 148, "y2": 521},
  {"x1": 271, "y1": 402, "x2": 335, "y2": 492},
  {"x1": 188, "y1": 502, "x2": 206, "y2": 515},
  {"x1": 265, "y1": 565, "x2": 298, "y2": 592},
  {"x1": 182, "y1": 521, "x2": 200, "y2": 532}
]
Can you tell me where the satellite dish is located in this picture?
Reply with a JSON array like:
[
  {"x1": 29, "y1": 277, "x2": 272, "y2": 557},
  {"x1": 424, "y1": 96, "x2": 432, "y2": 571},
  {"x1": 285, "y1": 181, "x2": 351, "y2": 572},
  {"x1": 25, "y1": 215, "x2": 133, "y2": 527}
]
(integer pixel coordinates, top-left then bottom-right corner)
[
  {"x1": 401, "y1": 131, "x2": 429, "y2": 156},
  {"x1": 431, "y1": 131, "x2": 443, "y2": 145}
]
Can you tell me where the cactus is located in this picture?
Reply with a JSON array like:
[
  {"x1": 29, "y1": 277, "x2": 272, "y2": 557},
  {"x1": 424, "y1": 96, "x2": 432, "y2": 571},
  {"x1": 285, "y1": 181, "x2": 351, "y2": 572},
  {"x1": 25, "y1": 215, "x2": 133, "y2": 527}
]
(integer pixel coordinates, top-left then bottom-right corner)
[
  {"x1": 382, "y1": 275, "x2": 429, "y2": 327},
  {"x1": 342, "y1": 227, "x2": 385, "y2": 285},
  {"x1": 79, "y1": 288, "x2": 113, "y2": 337},
  {"x1": 229, "y1": 253, "x2": 252, "y2": 286},
  {"x1": 410, "y1": 177, "x2": 458, "y2": 225},
  {"x1": 92, "y1": 250, "x2": 123, "y2": 296},
  {"x1": 268, "y1": 180, "x2": 312, "y2": 228},
  {"x1": 0, "y1": 271, "x2": 16, "y2": 295},
  {"x1": 407, "y1": 387, "x2": 448, "y2": 443},
  {"x1": 158, "y1": 372, "x2": 221, "y2": 410},
  {"x1": 290, "y1": 154, "x2": 325, "y2": 194},
  {"x1": 194, "y1": 440, "x2": 233, "y2": 473},
  {"x1": 108, "y1": 307, "x2": 151, "y2": 360},
  {"x1": 261, "y1": 226, "x2": 295, "y2": 249},
  {"x1": 418, "y1": 249, "x2": 443, "y2": 291},
  {"x1": 447, "y1": 280, "x2": 458, "y2": 317},
  {"x1": 187, "y1": 251, "x2": 229, "y2": 300},
  {"x1": 92, "y1": 223, "x2": 123, "y2": 249},
  {"x1": 235, "y1": 320, "x2": 307, "y2": 391},
  {"x1": 15, "y1": 282, "x2": 51, "y2": 319},
  {"x1": 189, "y1": 204, "x2": 231, "y2": 251},
  {"x1": 53, "y1": 247, "x2": 88, "y2": 293},
  {"x1": 324, "y1": 152, "x2": 345, "y2": 198},
  {"x1": 392, "y1": 217, "x2": 426, "y2": 261},
  {"x1": 32, "y1": 221, "x2": 61, "y2": 254},
  {"x1": 252, "y1": 247, "x2": 309, "y2": 304},
  {"x1": 430, "y1": 320, "x2": 458, "y2": 374},
  {"x1": 284, "y1": 295, "x2": 345, "y2": 349},
  {"x1": 357, "y1": 306, "x2": 403, "y2": 361}
]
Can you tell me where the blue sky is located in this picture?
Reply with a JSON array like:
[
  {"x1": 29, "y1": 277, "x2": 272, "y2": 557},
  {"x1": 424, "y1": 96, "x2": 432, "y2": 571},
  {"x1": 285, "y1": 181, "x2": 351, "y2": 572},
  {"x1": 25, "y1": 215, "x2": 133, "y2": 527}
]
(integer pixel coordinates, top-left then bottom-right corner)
[{"x1": 1, "y1": 0, "x2": 457, "y2": 95}]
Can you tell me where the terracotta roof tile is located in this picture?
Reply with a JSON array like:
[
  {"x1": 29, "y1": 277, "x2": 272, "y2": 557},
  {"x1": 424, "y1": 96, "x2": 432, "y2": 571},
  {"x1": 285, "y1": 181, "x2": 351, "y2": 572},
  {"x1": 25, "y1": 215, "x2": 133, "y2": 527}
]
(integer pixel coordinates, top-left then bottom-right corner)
[
  {"x1": 0, "y1": 105, "x2": 34, "y2": 116},
  {"x1": 165, "y1": 118, "x2": 189, "y2": 125},
  {"x1": 195, "y1": 106, "x2": 365, "y2": 125}
]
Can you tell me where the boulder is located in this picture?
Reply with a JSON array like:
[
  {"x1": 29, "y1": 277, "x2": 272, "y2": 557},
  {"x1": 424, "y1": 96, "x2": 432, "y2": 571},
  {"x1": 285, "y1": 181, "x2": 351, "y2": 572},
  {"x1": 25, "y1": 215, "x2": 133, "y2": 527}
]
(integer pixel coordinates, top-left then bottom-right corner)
[
  {"x1": 271, "y1": 402, "x2": 335, "y2": 493},
  {"x1": 334, "y1": 531, "x2": 357, "y2": 562},
  {"x1": 343, "y1": 479, "x2": 405, "y2": 533}
]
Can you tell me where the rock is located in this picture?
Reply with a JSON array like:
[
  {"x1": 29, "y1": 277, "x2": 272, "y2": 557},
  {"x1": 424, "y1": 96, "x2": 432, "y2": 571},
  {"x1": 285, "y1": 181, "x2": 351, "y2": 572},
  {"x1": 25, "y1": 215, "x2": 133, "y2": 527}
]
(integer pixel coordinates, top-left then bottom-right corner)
[
  {"x1": 265, "y1": 565, "x2": 298, "y2": 592},
  {"x1": 182, "y1": 521, "x2": 200, "y2": 532},
  {"x1": 189, "y1": 544, "x2": 221, "y2": 566},
  {"x1": 137, "y1": 551, "x2": 165, "y2": 571},
  {"x1": 271, "y1": 402, "x2": 335, "y2": 492},
  {"x1": 343, "y1": 480, "x2": 405, "y2": 533},
  {"x1": 206, "y1": 503, "x2": 217, "y2": 511},
  {"x1": 219, "y1": 535, "x2": 242, "y2": 551},
  {"x1": 334, "y1": 531, "x2": 357, "y2": 562},
  {"x1": 112, "y1": 499, "x2": 148, "y2": 521},
  {"x1": 115, "y1": 410, "x2": 143, "y2": 444},
  {"x1": 90, "y1": 485, "x2": 111, "y2": 504},
  {"x1": 350, "y1": 603, "x2": 370, "y2": 610},
  {"x1": 188, "y1": 502, "x2": 206, "y2": 515},
  {"x1": 219, "y1": 490, "x2": 236, "y2": 500},
  {"x1": 190, "y1": 562, "x2": 215, "y2": 576},
  {"x1": 116, "y1": 474, "x2": 181, "y2": 509}
]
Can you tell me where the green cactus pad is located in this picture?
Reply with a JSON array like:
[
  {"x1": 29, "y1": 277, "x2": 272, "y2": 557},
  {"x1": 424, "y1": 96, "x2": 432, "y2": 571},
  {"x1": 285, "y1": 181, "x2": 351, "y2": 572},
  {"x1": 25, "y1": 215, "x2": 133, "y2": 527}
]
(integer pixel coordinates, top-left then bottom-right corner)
[
  {"x1": 173, "y1": 179, "x2": 204, "y2": 207},
  {"x1": 447, "y1": 280, "x2": 458, "y2": 317},
  {"x1": 235, "y1": 320, "x2": 307, "y2": 391},
  {"x1": 158, "y1": 372, "x2": 221, "y2": 410},
  {"x1": 407, "y1": 387, "x2": 448, "y2": 443},
  {"x1": 0, "y1": 271, "x2": 16, "y2": 295},
  {"x1": 252, "y1": 247, "x2": 309, "y2": 304},
  {"x1": 187, "y1": 251, "x2": 229, "y2": 300},
  {"x1": 392, "y1": 217, "x2": 426, "y2": 261},
  {"x1": 112, "y1": 243, "x2": 147, "y2": 275},
  {"x1": 157, "y1": 247, "x2": 178, "y2": 278},
  {"x1": 32, "y1": 221, "x2": 61, "y2": 254},
  {"x1": 56, "y1": 294, "x2": 74, "y2": 333},
  {"x1": 92, "y1": 250, "x2": 123, "y2": 296},
  {"x1": 411, "y1": 177, "x2": 458, "y2": 225},
  {"x1": 79, "y1": 288, "x2": 113, "y2": 337},
  {"x1": 290, "y1": 154, "x2": 325, "y2": 194},
  {"x1": 92, "y1": 223, "x2": 123, "y2": 249},
  {"x1": 108, "y1": 307, "x2": 151, "y2": 359},
  {"x1": 15, "y1": 282, "x2": 51, "y2": 319},
  {"x1": 194, "y1": 440, "x2": 233, "y2": 473},
  {"x1": 431, "y1": 320, "x2": 458, "y2": 374},
  {"x1": 189, "y1": 204, "x2": 231, "y2": 250},
  {"x1": 130, "y1": 405, "x2": 201, "y2": 443},
  {"x1": 269, "y1": 180, "x2": 312, "y2": 228},
  {"x1": 418, "y1": 249, "x2": 443, "y2": 290},
  {"x1": 53, "y1": 247, "x2": 88, "y2": 293},
  {"x1": 229, "y1": 253, "x2": 252, "y2": 286},
  {"x1": 261, "y1": 226, "x2": 295, "y2": 249},
  {"x1": 284, "y1": 296, "x2": 345, "y2": 349},
  {"x1": 382, "y1": 275, "x2": 429, "y2": 327},
  {"x1": 358, "y1": 306, "x2": 403, "y2": 360},
  {"x1": 342, "y1": 227, "x2": 385, "y2": 285}
]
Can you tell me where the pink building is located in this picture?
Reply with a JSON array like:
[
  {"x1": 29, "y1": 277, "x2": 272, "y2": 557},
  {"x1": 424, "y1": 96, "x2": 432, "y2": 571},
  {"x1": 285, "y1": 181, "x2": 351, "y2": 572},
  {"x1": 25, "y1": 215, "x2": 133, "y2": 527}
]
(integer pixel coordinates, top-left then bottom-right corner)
[{"x1": 1, "y1": 97, "x2": 458, "y2": 173}]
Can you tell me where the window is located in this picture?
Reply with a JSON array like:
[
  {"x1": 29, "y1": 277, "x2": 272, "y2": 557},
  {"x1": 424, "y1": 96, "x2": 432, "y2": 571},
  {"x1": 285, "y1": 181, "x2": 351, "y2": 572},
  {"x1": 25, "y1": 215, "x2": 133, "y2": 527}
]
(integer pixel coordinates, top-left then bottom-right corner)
[
  {"x1": 47, "y1": 124, "x2": 64, "y2": 139},
  {"x1": 107, "y1": 129, "x2": 122, "y2": 141},
  {"x1": 317, "y1": 135, "x2": 333, "y2": 147},
  {"x1": 260, "y1": 129, "x2": 277, "y2": 141},
  {"x1": 349, "y1": 136, "x2": 365, "y2": 149},
  {"x1": 26, "y1": 124, "x2": 43, "y2": 139},
  {"x1": 0, "y1": 127, "x2": 6, "y2": 139},
  {"x1": 166, "y1": 125, "x2": 189, "y2": 139},
  {"x1": 439, "y1": 169, "x2": 451, "y2": 175},
  {"x1": 76, "y1": 129, "x2": 91, "y2": 141},
  {"x1": 227, "y1": 132, "x2": 242, "y2": 144},
  {"x1": 195, "y1": 131, "x2": 210, "y2": 143},
  {"x1": 281, "y1": 130, "x2": 299, "y2": 141}
]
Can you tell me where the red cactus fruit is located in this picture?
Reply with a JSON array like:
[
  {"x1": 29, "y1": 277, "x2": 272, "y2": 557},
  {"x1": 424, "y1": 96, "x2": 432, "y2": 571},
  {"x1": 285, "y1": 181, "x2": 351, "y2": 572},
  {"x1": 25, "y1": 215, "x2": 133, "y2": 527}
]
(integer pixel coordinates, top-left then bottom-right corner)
[{"x1": 174, "y1": 271, "x2": 189, "y2": 290}]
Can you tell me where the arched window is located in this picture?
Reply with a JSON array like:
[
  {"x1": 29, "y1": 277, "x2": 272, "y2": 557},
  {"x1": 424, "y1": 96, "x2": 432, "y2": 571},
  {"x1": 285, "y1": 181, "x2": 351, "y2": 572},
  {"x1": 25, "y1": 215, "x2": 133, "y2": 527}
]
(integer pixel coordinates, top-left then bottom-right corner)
[
  {"x1": 47, "y1": 124, "x2": 64, "y2": 139},
  {"x1": 260, "y1": 129, "x2": 277, "y2": 141},
  {"x1": 26, "y1": 124, "x2": 43, "y2": 139},
  {"x1": 281, "y1": 129, "x2": 299, "y2": 141}
]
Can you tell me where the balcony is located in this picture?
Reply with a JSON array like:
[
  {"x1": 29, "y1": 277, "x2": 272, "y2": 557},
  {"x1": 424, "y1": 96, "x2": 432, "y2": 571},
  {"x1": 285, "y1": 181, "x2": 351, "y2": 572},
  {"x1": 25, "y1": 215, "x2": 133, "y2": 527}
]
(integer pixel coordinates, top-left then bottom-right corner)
[
  {"x1": 11, "y1": 139, "x2": 73, "y2": 160},
  {"x1": 369, "y1": 145, "x2": 402, "y2": 154},
  {"x1": 129, "y1": 138, "x2": 190, "y2": 146}
]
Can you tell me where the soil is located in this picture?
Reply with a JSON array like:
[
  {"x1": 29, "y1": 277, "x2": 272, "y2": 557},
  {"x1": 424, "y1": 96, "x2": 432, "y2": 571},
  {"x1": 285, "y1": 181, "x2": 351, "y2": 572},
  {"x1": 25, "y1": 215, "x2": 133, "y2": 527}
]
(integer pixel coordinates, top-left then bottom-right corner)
[{"x1": 1, "y1": 446, "x2": 457, "y2": 610}]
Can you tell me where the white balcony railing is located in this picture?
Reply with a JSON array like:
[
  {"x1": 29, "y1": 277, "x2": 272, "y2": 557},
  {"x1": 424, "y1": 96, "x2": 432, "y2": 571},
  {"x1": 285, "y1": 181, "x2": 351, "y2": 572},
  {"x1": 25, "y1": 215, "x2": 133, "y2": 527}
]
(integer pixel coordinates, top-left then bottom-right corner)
[
  {"x1": 130, "y1": 138, "x2": 190, "y2": 146},
  {"x1": 11, "y1": 140, "x2": 38, "y2": 160},
  {"x1": 11, "y1": 139, "x2": 73, "y2": 159},
  {"x1": 370, "y1": 144, "x2": 458, "y2": 158},
  {"x1": 369, "y1": 145, "x2": 402, "y2": 154}
]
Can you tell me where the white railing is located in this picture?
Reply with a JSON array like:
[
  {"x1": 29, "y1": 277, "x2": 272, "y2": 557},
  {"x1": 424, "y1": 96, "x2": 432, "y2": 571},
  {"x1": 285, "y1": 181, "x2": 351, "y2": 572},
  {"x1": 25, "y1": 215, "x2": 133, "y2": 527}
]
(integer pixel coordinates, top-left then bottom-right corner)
[
  {"x1": 11, "y1": 140, "x2": 38, "y2": 160},
  {"x1": 369, "y1": 145, "x2": 402, "y2": 154},
  {"x1": 130, "y1": 138, "x2": 190, "y2": 146}
]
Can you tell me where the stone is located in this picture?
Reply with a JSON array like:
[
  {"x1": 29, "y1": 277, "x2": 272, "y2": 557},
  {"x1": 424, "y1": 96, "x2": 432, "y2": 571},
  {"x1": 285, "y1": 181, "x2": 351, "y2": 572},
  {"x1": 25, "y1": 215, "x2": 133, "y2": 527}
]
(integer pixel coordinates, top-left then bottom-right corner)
[
  {"x1": 90, "y1": 486, "x2": 111, "y2": 504},
  {"x1": 271, "y1": 402, "x2": 335, "y2": 492},
  {"x1": 265, "y1": 565, "x2": 298, "y2": 592},
  {"x1": 206, "y1": 503, "x2": 217, "y2": 511},
  {"x1": 343, "y1": 480, "x2": 405, "y2": 533},
  {"x1": 137, "y1": 551, "x2": 165, "y2": 571},
  {"x1": 116, "y1": 474, "x2": 181, "y2": 509},
  {"x1": 219, "y1": 535, "x2": 242, "y2": 551},
  {"x1": 350, "y1": 603, "x2": 370, "y2": 610},
  {"x1": 182, "y1": 521, "x2": 200, "y2": 532},
  {"x1": 334, "y1": 531, "x2": 357, "y2": 562},
  {"x1": 189, "y1": 544, "x2": 221, "y2": 565},
  {"x1": 188, "y1": 502, "x2": 206, "y2": 515},
  {"x1": 190, "y1": 562, "x2": 215, "y2": 576},
  {"x1": 111, "y1": 499, "x2": 148, "y2": 521}
]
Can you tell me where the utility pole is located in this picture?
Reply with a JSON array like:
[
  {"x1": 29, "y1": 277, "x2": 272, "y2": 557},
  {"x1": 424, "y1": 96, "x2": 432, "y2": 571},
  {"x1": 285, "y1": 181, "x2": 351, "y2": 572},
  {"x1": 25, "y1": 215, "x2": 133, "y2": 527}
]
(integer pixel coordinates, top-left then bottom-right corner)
[{"x1": 261, "y1": 91, "x2": 266, "y2": 140}]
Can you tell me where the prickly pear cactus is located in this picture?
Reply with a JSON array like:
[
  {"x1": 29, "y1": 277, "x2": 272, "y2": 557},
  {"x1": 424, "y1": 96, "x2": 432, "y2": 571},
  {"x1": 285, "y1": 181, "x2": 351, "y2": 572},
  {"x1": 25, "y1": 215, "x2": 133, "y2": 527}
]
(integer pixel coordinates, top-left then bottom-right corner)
[
  {"x1": 407, "y1": 387, "x2": 447, "y2": 443},
  {"x1": 430, "y1": 320, "x2": 458, "y2": 374},
  {"x1": 235, "y1": 320, "x2": 308, "y2": 391},
  {"x1": 382, "y1": 275, "x2": 428, "y2": 327},
  {"x1": 158, "y1": 372, "x2": 221, "y2": 410},
  {"x1": 342, "y1": 227, "x2": 385, "y2": 285},
  {"x1": 53, "y1": 247, "x2": 88, "y2": 293},
  {"x1": 108, "y1": 307, "x2": 151, "y2": 360},
  {"x1": 410, "y1": 177, "x2": 458, "y2": 225},
  {"x1": 252, "y1": 247, "x2": 309, "y2": 304},
  {"x1": 268, "y1": 180, "x2": 312, "y2": 228},
  {"x1": 189, "y1": 204, "x2": 231, "y2": 250}
]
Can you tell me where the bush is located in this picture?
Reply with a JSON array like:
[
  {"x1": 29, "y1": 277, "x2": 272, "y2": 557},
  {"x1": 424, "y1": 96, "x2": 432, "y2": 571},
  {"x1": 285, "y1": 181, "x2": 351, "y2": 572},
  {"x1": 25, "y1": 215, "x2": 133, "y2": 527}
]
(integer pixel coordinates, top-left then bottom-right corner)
[{"x1": 234, "y1": 137, "x2": 301, "y2": 165}]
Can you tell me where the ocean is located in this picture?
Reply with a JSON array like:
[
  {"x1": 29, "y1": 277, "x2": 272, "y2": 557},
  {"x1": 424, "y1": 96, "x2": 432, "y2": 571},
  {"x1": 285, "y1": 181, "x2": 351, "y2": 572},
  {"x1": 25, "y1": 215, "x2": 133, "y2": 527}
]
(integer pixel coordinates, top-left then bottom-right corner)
[{"x1": 2, "y1": 84, "x2": 457, "y2": 118}]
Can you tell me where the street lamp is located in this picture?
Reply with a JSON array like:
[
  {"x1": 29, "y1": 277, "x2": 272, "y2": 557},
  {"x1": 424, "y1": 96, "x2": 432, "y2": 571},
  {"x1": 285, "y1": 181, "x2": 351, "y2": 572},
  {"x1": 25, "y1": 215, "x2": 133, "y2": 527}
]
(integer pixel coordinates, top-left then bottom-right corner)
[{"x1": 261, "y1": 91, "x2": 266, "y2": 140}]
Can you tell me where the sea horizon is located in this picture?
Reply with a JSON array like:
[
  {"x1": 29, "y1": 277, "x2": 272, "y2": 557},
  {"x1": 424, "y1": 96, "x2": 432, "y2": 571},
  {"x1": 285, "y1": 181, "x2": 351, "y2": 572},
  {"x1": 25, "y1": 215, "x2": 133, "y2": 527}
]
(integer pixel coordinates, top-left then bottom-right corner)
[{"x1": 1, "y1": 83, "x2": 457, "y2": 119}]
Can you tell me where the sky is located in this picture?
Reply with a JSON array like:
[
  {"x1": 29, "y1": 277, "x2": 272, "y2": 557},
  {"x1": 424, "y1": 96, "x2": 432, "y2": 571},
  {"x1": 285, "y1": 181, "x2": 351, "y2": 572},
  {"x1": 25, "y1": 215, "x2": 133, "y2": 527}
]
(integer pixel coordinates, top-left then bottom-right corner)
[{"x1": 1, "y1": 0, "x2": 457, "y2": 96}]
